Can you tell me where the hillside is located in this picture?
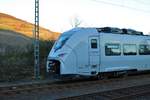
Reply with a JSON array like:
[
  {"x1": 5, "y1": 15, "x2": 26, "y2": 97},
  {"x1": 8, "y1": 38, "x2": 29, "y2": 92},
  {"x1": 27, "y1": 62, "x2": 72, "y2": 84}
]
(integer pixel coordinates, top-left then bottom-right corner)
[
  {"x1": 0, "y1": 13, "x2": 59, "y2": 81},
  {"x1": 0, "y1": 30, "x2": 32, "y2": 47},
  {"x1": 0, "y1": 12, "x2": 60, "y2": 40}
]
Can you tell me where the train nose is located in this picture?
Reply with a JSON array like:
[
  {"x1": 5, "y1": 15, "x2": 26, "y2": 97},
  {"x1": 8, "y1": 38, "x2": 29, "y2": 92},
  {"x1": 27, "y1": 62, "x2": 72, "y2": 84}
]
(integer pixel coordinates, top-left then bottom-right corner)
[{"x1": 47, "y1": 60, "x2": 60, "y2": 74}]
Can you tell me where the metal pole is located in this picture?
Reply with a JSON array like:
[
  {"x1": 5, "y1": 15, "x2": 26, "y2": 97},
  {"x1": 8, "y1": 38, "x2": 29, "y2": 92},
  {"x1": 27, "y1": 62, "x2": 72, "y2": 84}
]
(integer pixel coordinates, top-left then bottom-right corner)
[{"x1": 34, "y1": 0, "x2": 40, "y2": 80}]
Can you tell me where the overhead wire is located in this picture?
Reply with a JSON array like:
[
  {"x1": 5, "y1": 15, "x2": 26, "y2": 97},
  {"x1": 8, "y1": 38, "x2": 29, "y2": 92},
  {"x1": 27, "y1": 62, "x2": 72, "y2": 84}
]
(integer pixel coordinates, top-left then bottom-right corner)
[
  {"x1": 134, "y1": 0, "x2": 150, "y2": 5},
  {"x1": 91, "y1": 0, "x2": 150, "y2": 14}
]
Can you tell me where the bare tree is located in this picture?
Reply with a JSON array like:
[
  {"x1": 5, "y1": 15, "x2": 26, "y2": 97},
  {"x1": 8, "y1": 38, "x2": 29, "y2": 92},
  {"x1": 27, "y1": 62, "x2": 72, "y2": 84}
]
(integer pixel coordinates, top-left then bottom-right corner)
[{"x1": 70, "y1": 16, "x2": 82, "y2": 28}]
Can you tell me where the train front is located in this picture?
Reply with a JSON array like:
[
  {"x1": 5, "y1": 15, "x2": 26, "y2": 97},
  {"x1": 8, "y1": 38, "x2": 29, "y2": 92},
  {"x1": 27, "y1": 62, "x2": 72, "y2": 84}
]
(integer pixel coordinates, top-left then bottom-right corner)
[{"x1": 46, "y1": 28, "x2": 79, "y2": 77}]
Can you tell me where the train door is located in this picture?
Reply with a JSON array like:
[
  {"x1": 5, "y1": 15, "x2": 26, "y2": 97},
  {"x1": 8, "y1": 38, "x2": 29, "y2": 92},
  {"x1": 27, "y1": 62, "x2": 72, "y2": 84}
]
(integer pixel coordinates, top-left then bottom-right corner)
[{"x1": 89, "y1": 36, "x2": 100, "y2": 75}]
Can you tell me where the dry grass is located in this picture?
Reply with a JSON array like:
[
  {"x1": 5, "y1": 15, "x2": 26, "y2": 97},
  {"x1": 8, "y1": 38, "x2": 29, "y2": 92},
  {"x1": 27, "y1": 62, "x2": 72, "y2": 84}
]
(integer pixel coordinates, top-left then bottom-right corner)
[{"x1": 0, "y1": 12, "x2": 60, "y2": 40}]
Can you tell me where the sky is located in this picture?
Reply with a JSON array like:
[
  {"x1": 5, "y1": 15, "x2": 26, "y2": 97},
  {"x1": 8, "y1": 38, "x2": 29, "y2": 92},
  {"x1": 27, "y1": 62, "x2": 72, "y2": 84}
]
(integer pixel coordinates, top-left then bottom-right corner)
[{"x1": 0, "y1": 0, "x2": 150, "y2": 33}]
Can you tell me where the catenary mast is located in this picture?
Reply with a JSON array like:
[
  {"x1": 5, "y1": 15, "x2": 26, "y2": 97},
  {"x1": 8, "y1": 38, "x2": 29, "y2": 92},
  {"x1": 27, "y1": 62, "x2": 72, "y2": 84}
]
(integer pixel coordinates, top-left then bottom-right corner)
[{"x1": 34, "y1": 0, "x2": 40, "y2": 79}]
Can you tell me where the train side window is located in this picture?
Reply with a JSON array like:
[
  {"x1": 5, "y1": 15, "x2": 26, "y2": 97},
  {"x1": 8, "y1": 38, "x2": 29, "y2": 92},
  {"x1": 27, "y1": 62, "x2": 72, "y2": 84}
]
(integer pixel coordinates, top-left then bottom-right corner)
[
  {"x1": 105, "y1": 44, "x2": 121, "y2": 56},
  {"x1": 123, "y1": 44, "x2": 137, "y2": 55},
  {"x1": 91, "y1": 39, "x2": 97, "y2": 49},
  {"x1": 139, "y1": 45, "x2": 150, "y2": 55}
]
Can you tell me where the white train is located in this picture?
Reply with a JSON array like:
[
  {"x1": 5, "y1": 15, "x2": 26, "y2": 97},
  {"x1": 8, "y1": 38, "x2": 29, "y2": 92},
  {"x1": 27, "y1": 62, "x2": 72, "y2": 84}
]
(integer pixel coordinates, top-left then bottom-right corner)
[{"x1": 46, "y1": 27, "x2": 150, "y2": 78}]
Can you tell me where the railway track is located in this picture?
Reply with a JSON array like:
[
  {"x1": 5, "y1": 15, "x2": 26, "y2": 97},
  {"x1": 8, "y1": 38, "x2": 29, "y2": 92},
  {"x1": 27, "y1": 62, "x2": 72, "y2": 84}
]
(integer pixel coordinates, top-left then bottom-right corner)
[
  {"x1": 60, "y1": 84, "x2": 150, "y2": 100},
  {"x1": 0, "y1": 79, "x2": 58, "y2": 95},
  {"x1": 0, "y1": 78, "x2": 97, "y2": 95},
  {"x1": 1, "y1": 74, "x2": 150, "y2": 99}
]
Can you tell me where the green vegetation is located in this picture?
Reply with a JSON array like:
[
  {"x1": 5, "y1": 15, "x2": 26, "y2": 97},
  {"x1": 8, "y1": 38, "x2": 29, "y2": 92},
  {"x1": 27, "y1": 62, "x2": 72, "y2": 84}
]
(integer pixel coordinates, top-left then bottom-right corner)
[{"x1": 0, "y1": 40, "x2": 55, "y2": 82}]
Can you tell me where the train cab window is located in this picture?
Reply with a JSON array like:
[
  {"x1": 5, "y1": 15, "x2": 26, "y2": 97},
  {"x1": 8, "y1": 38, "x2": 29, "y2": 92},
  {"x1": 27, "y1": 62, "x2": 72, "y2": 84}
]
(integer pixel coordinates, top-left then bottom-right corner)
[
  {"x1": 139, "y1": 45, "x2": 150, "y2": 55},
  {"x1": 91, "y1": 39, "x2": 97, "y2": 49},
  {"x1": 123, "y1": 44, "x2": 137, "y2": 55},
  {"x1": 105, "y1": 44, "x2": 121, "y2": 56}
]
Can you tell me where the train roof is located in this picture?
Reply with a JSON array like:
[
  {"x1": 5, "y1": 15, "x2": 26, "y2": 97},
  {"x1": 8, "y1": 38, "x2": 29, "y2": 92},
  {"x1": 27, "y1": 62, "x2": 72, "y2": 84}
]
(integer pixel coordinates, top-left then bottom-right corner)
[
  {"x1": 65, "y1": 27, "x2": 149, "y2": 36},
  {"x1": 96, "y1": 27, "x2": 144, "y2": 36}
]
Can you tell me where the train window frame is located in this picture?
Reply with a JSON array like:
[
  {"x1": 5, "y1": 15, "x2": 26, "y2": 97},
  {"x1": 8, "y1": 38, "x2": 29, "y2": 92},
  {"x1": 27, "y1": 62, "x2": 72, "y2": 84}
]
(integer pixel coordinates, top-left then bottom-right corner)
[
  {"x1": 139, "y1": 44, "x2": 150, "y2": 55},
  {"x1": 123, "y1": 44, "x2": 137, "y2": 55},
  {"x1": 91, "y1": 39, "x2": 97, "y2": 49},
  {"x1": 105, "y1": 43, "x2": 121, "y2": 56}
]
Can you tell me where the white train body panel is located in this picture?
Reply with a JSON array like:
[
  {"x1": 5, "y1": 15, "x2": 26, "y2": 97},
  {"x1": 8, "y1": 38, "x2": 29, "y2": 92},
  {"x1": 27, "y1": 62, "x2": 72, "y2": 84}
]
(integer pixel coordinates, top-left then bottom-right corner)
[{"x1": 47, "y1": 27, "x2": 150, "y2": 76}]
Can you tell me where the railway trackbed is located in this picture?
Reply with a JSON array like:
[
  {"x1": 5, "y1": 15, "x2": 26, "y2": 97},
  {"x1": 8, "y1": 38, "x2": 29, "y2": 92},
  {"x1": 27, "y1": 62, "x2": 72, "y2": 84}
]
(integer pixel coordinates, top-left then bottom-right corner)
[
  {"x1": 0, "y1": 80, "x2": 52, "y2": 95},
  {"x1": 60, "y1": 84, "x2": 150, "y2": 100},
  {"x1": 1, "y1": 74, "x2": 150, "y2": 100}
]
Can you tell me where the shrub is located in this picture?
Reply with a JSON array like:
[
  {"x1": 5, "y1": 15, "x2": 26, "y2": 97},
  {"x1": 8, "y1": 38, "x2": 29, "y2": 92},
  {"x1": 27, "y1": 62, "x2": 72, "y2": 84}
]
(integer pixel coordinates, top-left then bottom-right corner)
[{"x1": 0, "y1": 40, "x2": 54, "y2": 82}]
